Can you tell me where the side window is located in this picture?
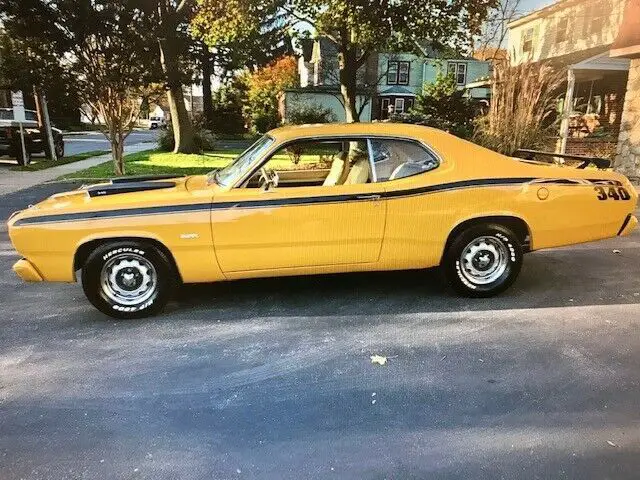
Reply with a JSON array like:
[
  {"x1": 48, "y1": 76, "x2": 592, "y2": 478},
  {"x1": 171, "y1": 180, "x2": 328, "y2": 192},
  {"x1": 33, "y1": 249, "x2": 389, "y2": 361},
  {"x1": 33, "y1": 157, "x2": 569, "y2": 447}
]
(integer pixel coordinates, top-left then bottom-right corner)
[
  {"x1": 370, "y1": 139, "x2": 439, "y2": 182},
  {"x1": 245, "y1": 139, "x2": 371, "y2": 188}
]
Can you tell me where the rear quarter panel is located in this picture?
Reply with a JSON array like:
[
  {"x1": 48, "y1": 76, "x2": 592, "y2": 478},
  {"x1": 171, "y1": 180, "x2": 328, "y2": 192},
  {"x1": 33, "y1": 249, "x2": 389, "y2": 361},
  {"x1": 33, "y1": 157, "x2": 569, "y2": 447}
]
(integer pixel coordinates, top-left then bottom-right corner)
[{"x1": 379, "y1": 131, "x2": 638, "y2": 268}]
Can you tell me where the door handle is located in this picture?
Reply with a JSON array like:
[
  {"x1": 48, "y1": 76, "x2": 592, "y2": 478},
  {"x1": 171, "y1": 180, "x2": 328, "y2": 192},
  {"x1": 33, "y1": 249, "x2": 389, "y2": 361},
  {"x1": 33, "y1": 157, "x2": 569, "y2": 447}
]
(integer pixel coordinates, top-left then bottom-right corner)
[{"x1": 356, "y1": 194, "x2": 382, "y2": 201}]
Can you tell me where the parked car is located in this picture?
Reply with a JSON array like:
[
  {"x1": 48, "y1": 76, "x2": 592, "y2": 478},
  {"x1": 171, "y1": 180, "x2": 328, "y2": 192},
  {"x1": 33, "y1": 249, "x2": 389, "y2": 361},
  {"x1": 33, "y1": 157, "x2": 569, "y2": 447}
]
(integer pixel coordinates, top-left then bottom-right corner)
[
  {"x1": 148, "y1": 116, "x2": 166, "y2": 130},
  {"x1": 7, "y1": 123, "x2": 638, "y2": 319},
  {"x1": 0, "y1": 125, "x2": 65, "y2": 165}
]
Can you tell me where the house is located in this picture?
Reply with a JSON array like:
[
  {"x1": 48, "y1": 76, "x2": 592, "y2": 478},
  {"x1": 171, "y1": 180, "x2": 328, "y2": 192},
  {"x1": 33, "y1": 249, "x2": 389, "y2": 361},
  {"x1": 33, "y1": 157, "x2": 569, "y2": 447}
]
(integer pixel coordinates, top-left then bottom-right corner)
[
  {"x1": 506, "y1": 0, "x2": 631, "y2": 159},
  {"x1": 609, "y1": 0, "x2": 640, "y2": 180},
  {"x1": 282, "y1": 38, "x2": 491, "y2": 123}
]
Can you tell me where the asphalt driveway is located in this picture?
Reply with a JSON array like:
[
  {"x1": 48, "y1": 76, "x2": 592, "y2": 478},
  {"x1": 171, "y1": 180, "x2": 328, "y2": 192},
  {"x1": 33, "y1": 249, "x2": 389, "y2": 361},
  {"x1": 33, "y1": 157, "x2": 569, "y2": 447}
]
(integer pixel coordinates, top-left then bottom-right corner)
[{"x1": 2, "y1": 183, "x2": 640, "y2": 479}]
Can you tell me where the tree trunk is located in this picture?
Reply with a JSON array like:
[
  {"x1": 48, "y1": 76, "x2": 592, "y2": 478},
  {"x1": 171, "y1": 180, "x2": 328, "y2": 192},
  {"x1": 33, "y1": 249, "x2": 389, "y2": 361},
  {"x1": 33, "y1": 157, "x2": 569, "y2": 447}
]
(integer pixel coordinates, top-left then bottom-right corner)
[
  {"x1": 110, "y1": 125, "x2": 125, "y2": 176},
  {"x1": 201, "y1": 44, "x2": 214, "y2": 129},
  {"x1": 339, "y1": 47, "x2": 359, "y2": 123},
  {"x1": 159, "y1": 38, "x2": 196, "y2": 153}
]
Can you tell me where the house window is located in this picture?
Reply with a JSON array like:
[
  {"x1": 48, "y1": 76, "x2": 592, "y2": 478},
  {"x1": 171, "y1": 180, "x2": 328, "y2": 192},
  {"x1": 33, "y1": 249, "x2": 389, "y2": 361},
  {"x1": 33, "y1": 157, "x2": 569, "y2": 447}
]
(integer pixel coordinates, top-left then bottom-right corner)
[
  {"x1": 447, "y1": 62, "x2": 467, "y2": 85},
  {"x1": 381, "y1": 98, "x2": 391, "y2": 119},
  {"x1": 556, "y1": 17, "x2": 568, "y2": 43},
  {"x1": 394, "y1": 98, "x2": 405, "y2": 114},
  {"x1": 406, "y1": 98, "x2": 414, "y2": 111},
  {"x1": 522, "y1": 27, "x2": 535, "y2": 54},
  {"x1": 387, "y1": 61, "x2": 410, "y2": 85},
  {"x1": 587, "y1": 0, "x2": 607, "y2": 35}
]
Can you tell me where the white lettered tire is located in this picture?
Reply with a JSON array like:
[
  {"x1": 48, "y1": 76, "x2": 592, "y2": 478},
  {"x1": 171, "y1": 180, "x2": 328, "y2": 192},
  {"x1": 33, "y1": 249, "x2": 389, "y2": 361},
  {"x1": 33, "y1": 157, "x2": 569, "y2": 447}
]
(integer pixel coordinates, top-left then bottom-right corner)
[
  {"x1": 81, "y1": 241, "x2": 174, "y2": 319},
  {"x1": 443, "y1": 224, "x2": 523, "y2": 297}
]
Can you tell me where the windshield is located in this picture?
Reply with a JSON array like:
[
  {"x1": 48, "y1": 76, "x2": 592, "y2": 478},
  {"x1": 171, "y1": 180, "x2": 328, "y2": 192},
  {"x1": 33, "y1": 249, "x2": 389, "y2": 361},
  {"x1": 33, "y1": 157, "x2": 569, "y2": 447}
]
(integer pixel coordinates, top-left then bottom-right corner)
[{"x1": 209, "y1": 135, "x2": 275, "y2": 187}]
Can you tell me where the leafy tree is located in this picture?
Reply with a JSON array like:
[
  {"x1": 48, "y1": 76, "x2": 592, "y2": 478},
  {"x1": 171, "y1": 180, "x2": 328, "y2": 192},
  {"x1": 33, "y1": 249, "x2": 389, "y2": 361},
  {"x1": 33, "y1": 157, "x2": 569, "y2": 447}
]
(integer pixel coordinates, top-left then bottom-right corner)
[
  {"x1": 208, "y1": 76, "x2": 248, "y2": 134},
  {"x1": 0, "y1": 0, "x2": 161, "y2": 174},
  {"x1": 393, "y1": 72, "x2": 476, "y2": 138},
  {"x1": 243, "y1": 55, "x2": 298, "y2": 132},
  {"x1": 137, "y1": 0, "x2": 199, "y2": 153},
  {"x1": 192, "y1": 0, "x2": 293, "y2": 128},
  {"x1": 195, "y1": 0, "x2": 495, "y2": 123}
]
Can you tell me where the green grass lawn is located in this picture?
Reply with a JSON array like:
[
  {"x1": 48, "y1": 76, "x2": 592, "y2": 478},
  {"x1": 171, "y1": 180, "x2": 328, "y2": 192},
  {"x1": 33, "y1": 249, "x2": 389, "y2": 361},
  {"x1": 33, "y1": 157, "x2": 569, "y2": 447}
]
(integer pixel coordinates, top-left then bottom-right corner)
[
  {"x1": 58, "y1": 148, "x2": 332, "y2": 180},
  {"x1": 13, "y1": 150, "x2": 109, "y2": 172},
  {"x1": 58, "y1": 150, "x2": 244, "y2": 180}
]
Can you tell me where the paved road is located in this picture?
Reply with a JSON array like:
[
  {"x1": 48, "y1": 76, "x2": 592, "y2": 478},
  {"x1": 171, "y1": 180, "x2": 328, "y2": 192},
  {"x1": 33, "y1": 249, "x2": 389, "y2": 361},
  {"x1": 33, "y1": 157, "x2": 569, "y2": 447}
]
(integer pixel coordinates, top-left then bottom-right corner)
[
  {"x1": 64, "y1": 129, "x2": 159, "y2": 156},
  {"x1": 2, "y1": 183, "x2": 640, "y2": 479}
]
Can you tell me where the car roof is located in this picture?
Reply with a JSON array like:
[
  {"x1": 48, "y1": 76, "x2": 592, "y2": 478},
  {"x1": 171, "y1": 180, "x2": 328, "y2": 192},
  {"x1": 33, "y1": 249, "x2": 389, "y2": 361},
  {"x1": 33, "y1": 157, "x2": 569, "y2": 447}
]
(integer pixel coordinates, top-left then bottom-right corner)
[{"x1": 267, "y1": 122, "x2": 448, "y2": 143}]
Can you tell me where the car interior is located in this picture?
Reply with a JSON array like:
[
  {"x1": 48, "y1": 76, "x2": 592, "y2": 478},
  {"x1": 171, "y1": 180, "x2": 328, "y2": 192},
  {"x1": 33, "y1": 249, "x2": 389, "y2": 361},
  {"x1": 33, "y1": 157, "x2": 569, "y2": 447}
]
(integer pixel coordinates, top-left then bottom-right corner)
[{"x1": 242, "y1": 138, "x2": 438, "y2": 190}]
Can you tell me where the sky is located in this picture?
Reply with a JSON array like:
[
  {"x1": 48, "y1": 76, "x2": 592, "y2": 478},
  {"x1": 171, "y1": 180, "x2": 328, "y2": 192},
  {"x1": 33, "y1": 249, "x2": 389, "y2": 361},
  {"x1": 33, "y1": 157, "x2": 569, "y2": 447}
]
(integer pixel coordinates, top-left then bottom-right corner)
[{"x1": 520, "y1": 0, "x2": 554, "y2": 16}]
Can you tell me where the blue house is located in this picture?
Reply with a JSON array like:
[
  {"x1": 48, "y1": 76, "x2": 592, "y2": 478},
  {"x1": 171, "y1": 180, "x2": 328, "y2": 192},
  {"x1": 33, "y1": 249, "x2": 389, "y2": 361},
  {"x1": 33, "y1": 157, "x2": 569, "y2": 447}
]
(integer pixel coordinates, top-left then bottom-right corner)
[{"x1": 282, "y1": 38, "x2": 491, "y2": 122}]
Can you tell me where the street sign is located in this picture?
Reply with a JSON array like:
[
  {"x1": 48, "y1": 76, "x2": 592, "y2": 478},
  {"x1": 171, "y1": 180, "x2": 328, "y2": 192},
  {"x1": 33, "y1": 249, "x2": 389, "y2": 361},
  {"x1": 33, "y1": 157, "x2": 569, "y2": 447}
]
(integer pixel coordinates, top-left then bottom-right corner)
[
  {"x1": 11, "y1": 91, "x2": 26, "y2": 122},
  {"x1": 11, "y1": 91, "x2": 24, "y2": 107}
]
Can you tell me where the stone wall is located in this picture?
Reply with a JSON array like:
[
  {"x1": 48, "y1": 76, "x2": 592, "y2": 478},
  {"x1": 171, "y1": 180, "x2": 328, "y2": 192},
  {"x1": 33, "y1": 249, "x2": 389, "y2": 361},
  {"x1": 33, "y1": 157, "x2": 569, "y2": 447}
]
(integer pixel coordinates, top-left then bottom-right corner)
[{"x1": 615, "y1": 57, "x2": 640, "y2": 182}]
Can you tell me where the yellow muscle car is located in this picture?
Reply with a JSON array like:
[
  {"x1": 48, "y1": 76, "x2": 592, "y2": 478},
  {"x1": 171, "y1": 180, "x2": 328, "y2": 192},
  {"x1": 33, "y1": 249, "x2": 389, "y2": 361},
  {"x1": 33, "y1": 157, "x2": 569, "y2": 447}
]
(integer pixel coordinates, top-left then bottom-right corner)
[{"x1": 7, "y1": 123, "x2": 638, "y2": 318}]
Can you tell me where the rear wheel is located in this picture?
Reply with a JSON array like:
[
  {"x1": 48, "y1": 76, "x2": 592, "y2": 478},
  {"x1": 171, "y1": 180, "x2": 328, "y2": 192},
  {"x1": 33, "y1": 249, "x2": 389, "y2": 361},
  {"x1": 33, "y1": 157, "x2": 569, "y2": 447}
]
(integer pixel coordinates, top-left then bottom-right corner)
[
  {"x1": 81, "y1": 241, "x2": 174, "y2": 319},
  {"x1": 443, "y1": 223, "x2": 523, "y2": 297}
]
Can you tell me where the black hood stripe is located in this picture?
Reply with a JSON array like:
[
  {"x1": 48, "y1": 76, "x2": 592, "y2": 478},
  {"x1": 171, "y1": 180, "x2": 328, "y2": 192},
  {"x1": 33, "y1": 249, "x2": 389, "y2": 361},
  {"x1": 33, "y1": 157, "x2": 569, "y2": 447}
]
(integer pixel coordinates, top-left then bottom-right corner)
[
  {"x1": 87, "y1": 181, "x2": 176, "y2": 198},
  {"x1": 11, "y1": 177, "x2": 619, "y2": 226}
]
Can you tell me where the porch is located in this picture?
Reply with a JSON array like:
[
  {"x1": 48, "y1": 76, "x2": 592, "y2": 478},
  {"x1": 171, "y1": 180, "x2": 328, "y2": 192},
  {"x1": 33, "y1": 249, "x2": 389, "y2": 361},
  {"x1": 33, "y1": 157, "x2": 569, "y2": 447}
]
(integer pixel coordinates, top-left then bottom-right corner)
[{"x1": 558, "y1": 51, "x2": 631, "y2": 158}]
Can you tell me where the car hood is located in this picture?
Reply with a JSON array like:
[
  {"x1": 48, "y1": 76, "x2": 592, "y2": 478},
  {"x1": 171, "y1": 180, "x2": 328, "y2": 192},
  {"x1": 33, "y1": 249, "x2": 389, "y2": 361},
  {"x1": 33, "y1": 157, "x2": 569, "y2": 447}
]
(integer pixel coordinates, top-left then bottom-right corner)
[{"x1": 7, "y1": 174, "x2": 217, "y2": 227}]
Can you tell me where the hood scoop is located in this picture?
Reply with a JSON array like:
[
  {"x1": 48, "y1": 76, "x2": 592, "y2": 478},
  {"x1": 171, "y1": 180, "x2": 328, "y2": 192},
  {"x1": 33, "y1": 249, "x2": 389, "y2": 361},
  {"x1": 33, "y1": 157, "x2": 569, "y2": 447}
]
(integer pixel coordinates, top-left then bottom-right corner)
[
  {"x1": 87, "y1": 181, "x2": 176, "y2": 198},
  {"x1": 110, "y1": 174, "x2": 182, "y2": 184}
]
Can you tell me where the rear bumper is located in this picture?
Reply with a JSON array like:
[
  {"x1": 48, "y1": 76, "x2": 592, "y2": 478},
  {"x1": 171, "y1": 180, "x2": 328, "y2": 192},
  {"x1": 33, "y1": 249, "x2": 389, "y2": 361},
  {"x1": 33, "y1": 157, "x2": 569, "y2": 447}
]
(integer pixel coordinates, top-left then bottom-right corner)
[
  {"x1": 13, "y1": 258, "x2": 43, "y2": 282},
  {"x1": 618, "y1": 214, "x2": 638, "y2": 236}
]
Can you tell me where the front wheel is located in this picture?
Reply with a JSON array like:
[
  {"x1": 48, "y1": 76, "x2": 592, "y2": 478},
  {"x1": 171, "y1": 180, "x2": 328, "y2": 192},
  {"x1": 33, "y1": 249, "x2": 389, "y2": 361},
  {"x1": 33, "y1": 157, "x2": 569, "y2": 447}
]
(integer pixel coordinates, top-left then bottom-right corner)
[
  {"x1": 442, "y1": 224, "x2": 523, "y2": 297},
  {"x1": 81, "y1": 241, "x2": 175, "y2": 319}
]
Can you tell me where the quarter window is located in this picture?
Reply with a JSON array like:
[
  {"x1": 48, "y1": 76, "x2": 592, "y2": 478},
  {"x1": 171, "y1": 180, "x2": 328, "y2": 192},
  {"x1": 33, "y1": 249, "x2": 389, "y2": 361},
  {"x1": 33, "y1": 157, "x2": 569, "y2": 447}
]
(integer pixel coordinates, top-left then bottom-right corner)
[{"x1": 369, "y1": 139, "x2": 439, "y2": 182}]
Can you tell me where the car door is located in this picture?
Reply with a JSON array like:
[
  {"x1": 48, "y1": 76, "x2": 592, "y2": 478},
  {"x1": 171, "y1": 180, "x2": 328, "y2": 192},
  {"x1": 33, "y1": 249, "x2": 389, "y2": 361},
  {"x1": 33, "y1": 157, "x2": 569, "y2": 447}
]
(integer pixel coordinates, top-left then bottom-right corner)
[{"x1": 211, "y1": 137, "x2": 386, "y2": 273}]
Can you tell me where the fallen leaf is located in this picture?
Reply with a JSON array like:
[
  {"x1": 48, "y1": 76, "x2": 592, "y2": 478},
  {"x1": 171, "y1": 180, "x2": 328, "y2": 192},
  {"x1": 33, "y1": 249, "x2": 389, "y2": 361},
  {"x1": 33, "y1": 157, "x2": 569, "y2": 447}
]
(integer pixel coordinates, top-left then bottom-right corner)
[
  {"x1": 370, "y1": 355, "x2": 387, "y2": 365},
  {"x1": 607, "y1": 440, "x2": 618, "y2": 447}
]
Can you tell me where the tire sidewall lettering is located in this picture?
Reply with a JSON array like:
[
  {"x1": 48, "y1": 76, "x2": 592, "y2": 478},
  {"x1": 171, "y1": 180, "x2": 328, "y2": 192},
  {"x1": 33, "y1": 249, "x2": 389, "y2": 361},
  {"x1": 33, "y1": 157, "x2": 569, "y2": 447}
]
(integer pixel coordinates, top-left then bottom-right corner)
[{"x1": 101, "y1": 246, "x2": 154, "y2": 312}]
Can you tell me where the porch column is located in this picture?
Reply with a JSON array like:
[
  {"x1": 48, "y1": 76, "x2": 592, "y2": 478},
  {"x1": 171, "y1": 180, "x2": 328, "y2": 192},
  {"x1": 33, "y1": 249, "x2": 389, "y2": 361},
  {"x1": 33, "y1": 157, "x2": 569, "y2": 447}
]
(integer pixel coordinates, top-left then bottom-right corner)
[
  {"x1": 559, "y1": 68, "x2": 576, "y2": 154},
  {"x1": 614, "y1": 58, "x2": 640, "y2": 181}
]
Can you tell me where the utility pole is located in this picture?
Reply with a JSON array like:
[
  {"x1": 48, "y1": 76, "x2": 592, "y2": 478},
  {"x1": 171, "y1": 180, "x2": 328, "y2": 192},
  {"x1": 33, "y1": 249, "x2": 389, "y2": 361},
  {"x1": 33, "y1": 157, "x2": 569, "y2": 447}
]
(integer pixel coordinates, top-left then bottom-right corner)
[
  {"x1": 32, "y1": 86, "x2": 44, "y2": 127},
  {"x1": 41, "y1": 93, "x2": 57, "y2": 161}
]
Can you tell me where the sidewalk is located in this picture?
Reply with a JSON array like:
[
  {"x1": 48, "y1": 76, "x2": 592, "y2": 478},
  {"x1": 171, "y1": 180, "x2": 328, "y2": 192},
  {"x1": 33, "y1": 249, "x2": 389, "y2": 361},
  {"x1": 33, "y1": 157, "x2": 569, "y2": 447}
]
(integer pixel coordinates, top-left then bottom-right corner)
[{"x1": 0, "y1": 142, "x2": 155, "y2": 196}]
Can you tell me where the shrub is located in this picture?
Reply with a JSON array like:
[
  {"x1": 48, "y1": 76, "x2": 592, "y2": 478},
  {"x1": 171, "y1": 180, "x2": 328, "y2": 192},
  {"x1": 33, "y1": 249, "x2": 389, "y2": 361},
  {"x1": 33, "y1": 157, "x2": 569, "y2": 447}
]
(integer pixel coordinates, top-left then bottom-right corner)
[
  {"x1": 473, "y1": 61, "x2": 564, "y2": 155},
  {"x1": 243, "y1": 55, "x2": 298, "y2": 133},
  {"x1": 157, "y1": 125, "x2": 217, "y2": 153},
  {"x1": 286, "y1": 104, "x2": 336, "y2": 125},
  {"x1": 208, "y1": 78, "x2": 248, "y2": 134},
  {"x1": 391, "y1": 72, "x2": 475, "y2": 139}
]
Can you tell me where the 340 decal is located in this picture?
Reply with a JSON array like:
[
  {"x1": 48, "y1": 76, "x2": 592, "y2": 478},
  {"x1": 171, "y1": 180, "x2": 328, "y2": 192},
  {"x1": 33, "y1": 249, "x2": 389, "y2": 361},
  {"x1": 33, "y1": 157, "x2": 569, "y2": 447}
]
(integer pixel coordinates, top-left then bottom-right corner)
[{"x1": 594, "y1": 186, "x2": 631, "y2": 201}]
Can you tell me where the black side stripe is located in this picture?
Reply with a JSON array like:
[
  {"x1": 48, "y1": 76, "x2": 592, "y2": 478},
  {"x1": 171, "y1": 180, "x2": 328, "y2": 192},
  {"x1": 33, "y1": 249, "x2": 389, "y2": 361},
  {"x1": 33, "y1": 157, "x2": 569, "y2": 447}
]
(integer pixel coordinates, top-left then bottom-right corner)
[{"x1": 9, "y1": 176, "x2": 617, "y2": 226}]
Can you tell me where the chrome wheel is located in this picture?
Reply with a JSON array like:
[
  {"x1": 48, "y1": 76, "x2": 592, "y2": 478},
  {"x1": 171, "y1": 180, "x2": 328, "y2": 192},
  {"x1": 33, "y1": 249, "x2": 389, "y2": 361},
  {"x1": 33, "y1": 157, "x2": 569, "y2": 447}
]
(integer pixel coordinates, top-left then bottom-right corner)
[
  {"x1": 100, "y1": 253, "x2": 157, "y2": 306},
  {"x1": 459, "y1": 236, "x2": 509, "y2": 286}
]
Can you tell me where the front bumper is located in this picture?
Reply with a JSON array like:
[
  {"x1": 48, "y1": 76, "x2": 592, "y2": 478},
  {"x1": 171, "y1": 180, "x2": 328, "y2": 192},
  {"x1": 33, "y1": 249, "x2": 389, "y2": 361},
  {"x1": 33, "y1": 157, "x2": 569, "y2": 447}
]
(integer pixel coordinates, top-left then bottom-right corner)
[
  {"x1": 13, "y1": 258, "x2": 43, "y2": 282},
  {"x1": 618, "y1": 214, "x2": 638, "y2": 236}
]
